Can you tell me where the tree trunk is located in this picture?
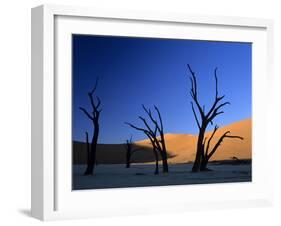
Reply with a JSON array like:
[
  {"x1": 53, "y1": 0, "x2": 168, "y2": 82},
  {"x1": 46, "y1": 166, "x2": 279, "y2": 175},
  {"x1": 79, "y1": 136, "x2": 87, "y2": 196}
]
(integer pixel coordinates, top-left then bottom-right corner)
[
  {"x1": 200, "y1": 158, "x2": 208, "y2": 171},
  {"x1": 84, "y1": 122, "x2": 99, "y2": 175},
  {"x1": 192, "y1": 125, "x2": 206, "y2": 172},
  {"x1": 126, "y1": 160, "x2": 130, "y2": 168},
  {"x1": 160, "y1": 151, "x2": 169, "y2": 173},
  {"x1": 160, "y1": 132, "x2": 169, "y2": 173},
  {"x1": 153, "y1": 148, "x2": 159, "y2": 175}
]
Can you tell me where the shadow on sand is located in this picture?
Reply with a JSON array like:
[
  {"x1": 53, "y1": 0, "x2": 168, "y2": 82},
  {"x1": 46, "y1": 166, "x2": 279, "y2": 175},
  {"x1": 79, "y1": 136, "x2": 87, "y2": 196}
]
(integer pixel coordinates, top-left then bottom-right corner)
[{"x1": 73, "y1": 141, "x2": 176, "y2": 164}]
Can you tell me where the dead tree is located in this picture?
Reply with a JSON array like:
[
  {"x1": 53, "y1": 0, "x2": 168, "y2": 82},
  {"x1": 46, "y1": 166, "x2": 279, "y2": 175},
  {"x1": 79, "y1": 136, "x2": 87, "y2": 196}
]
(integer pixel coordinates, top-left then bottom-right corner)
[
  {"x1": 125, "y1": 105, "x2": 168, "y2": 174},
  {"x1": 125, "y1": 123, "x2": 159, "y2": 175},
  {"x1": 200, "y1": 127, "x2": 243, "y2": 170},
  {"x1": 79, "y1": 78, "x2": 102, "y2": 175},
  {"x1": 187, "y1": 64, "x2": 243, "y2": 172},
  {"x1": 124, "y1": 135, "x2": 133, "y2": 168},
  {"x1": 124, "y1": 135, "x2": 150, "y2": 168}
]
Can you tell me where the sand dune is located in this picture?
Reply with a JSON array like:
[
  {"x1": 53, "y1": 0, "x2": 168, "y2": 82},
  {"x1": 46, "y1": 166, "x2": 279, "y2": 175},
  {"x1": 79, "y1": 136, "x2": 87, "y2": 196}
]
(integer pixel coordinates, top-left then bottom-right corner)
[{"x1": 73, "y1": 118, "x2": 251, "y2": 164}]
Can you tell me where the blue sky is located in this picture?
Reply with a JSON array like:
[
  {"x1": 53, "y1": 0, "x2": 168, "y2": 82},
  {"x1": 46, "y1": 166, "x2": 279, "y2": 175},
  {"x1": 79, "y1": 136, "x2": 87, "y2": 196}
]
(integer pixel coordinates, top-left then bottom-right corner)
[{"x1": 72, "y1": 35, "x2": 252, "y2": 143}]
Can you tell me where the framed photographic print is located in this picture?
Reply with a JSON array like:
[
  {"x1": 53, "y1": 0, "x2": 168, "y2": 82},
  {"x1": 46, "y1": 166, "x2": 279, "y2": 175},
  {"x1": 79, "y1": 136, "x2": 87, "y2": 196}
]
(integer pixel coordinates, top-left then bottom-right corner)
[{"x1": 31, "y1": 4, "x2": 274, "y2": 221}]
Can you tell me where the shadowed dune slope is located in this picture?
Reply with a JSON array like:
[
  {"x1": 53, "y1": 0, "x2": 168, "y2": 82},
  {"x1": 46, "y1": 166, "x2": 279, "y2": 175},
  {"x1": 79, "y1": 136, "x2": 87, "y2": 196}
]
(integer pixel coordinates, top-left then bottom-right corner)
[{"x1": 73, "y1": 118, "x2": 251, "y2": 164}]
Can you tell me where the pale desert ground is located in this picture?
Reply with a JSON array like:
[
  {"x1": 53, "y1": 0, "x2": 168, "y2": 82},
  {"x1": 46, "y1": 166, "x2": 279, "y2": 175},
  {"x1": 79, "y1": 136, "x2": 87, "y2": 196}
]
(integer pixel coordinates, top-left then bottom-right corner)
[
  {"x1": 73, "y1": 119, "x2": 252, "y2": 190},
  {"x1": 73, "y1": 162, "x2": 251, "y2": 190}
]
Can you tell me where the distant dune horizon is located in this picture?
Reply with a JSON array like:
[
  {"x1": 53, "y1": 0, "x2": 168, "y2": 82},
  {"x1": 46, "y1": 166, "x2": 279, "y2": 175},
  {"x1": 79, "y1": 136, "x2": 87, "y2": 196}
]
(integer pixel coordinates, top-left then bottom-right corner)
[{"x1": 73, "y1": 118, "x2": 251, "y2": 164}]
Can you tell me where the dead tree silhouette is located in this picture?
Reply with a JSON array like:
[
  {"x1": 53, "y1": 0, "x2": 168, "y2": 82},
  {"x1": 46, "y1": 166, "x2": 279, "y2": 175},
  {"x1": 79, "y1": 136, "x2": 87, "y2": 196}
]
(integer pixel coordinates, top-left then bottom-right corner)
[
  {"x1": 124, "y1": 136, "x2": 149, "y2": 168},
  {"x1": 187, "y1": 64, "x2": 243, "y2": 172},
  {"x1": 125, "y1": 123, "x2": 159, "y2": 174},
  {"x1": 200, "y1": 127, "x2": 243, "y2": 170},
  {"x1": 79, "y1": 78, "x2": 102, "y2": 175},
  {"x1": 124, "y1": 135, "x2": 133, "y2": 168},
  {"x1": 125, "y1": 105, "x2": 168, "y2": 174}
]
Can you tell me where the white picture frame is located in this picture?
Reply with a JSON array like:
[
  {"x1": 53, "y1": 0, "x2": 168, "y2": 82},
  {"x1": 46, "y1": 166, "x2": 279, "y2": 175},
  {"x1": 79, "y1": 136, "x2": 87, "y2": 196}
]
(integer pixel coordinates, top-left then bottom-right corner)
[{"x1": 31, "y1": 4, "x2": 274, "y2": 221}]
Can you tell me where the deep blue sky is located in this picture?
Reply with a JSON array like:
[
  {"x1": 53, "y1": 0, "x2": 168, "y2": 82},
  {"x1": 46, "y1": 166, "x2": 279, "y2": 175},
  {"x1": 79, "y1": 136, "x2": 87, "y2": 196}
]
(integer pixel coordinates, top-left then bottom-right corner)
[{"x1": 72, "y1": 35, "x2": 251, "y2": 144}]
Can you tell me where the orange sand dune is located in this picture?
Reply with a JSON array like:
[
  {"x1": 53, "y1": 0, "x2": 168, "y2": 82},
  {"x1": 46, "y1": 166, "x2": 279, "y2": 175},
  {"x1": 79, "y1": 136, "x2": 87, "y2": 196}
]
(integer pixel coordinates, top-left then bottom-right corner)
[
  {"x1": 73, "y1": 118, "x2": 251, "y2": 164},
  {"x1": 135, "y1": 118, "x2": 251, "y2": 163}
]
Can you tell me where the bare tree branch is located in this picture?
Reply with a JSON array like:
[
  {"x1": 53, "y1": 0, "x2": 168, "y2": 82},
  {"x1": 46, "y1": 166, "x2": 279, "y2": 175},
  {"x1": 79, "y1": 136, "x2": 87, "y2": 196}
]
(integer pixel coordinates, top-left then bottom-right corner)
[
  {"x1": 89, "y1": 77, "x2": 99, "y2": 95},
  {"x1": 154, "y1": 105, "x2": 164, "y2": 132},
  {"x1": 225, "y1": 135, "x2": 244, "y2": 139},
  {"x1": 86, "y1": 78, "x2": 102, "y2": 121},
  {"x1": 139, "y1": 116, "x2": 163, "y2": 152},
  {"x1": 138, "y1": 116, "x2": 163, "y2": 153},
  {"x1": 79, "y1": 107, "x2": 94, "y2": 120},
  {"x1": 142, "y1": 105, "x2": 161, "y2": 133},
  {"x1": 205, "y1": 69, "x2": 230, "y2": 119},
  {"x1": 141, "y1": 106, "x2": 165, "y2": 152},
  {"x1": 95, "y1": 96, "x2": 101, "y2": 111},
  {"x1": 88, "y1": 92, "x2": 96, "y2": 111},
  {"x1": 207, "y1": 131, "x2": 243, "y2": 161},
  {"x1": 138, "y1": 116, "x2": 154, "y2": 134},
  {"x1": 125, "y1": 122, "x2": 149, "y2": 134},
  {"x1": 214, "y1": 67, "x2": 218, "y2": 98},
  {"x1": 187, "y1": 64, "x2": 205, "y2": 119},
  {"x1": 208, "y1": 102, "x2": 230, "y2": 122},
  {"x1": 191, "y1": 102, "x2": 200, "y2": 128},
  {"x1": 205, "y1": 125, "x2": 219, "y2": 158}
]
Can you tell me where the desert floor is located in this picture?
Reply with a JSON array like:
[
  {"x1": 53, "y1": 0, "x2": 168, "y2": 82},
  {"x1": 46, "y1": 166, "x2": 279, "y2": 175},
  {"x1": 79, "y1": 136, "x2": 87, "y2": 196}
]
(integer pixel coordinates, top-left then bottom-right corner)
[{"x1": 72, "y1": 161, "x2": 251, "y2": 190}]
